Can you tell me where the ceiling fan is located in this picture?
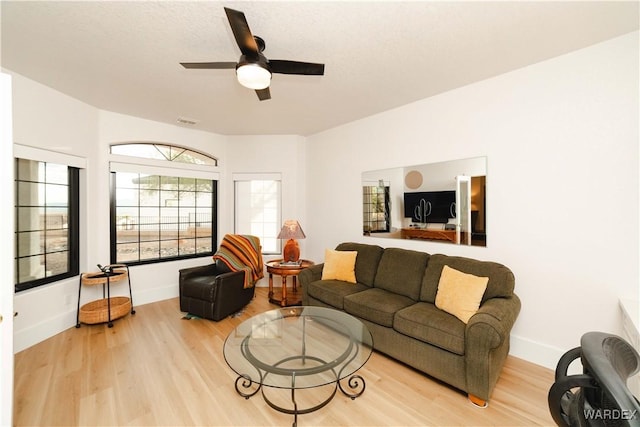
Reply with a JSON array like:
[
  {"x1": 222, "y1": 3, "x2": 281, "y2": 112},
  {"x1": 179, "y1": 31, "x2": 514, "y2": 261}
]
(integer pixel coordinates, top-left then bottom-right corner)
[{"x1": 180, "y1": 7, "x2": 325, "y2": 101}]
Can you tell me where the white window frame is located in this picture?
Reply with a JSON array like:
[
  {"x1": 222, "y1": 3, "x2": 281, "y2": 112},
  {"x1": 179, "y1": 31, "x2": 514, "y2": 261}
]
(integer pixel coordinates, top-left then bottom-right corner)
[
  {"x1": 233, "y1": 173, "x2": 282, "y2": 255},
  {"x1": 109, "y1": 151, "x2": 220, "y2": 265},
  {"x1": 13, "y1": 144, "x2": 86, "y2": 291}
]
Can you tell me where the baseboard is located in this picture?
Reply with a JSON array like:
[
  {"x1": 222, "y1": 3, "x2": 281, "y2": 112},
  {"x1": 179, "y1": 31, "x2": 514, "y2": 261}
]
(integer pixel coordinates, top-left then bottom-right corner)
[
  {"x1": 510, "y1": 333, "x2": 569, "y2": 371},
  {"x1": 14, "y1": 309, "x2": 77, "y2": 353},
  {"x1": 131, "y1": 284, "x2": 178, "y2": 307},
  {"x1": 14, "y1": 284, "x2": 179, "y2": 353}
]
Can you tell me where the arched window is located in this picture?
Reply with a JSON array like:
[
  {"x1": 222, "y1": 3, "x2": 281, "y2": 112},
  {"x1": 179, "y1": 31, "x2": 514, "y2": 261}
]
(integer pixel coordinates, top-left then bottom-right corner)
[
  {"x1": 110, "y1": 142, "x2": 218, "y2": 166},
  {"x1": 109, "y1": 143, "x2": 218, "y2": 265}
]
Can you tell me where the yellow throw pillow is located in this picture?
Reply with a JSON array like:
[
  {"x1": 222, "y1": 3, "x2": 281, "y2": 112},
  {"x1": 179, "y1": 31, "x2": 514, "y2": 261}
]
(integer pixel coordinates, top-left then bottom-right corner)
[
  {"x1": 321, "y1": 249, "x2": 357, "y2": 283},
  {"x1": 435, "y1": 265, "x2": 489, "y2": 324}
]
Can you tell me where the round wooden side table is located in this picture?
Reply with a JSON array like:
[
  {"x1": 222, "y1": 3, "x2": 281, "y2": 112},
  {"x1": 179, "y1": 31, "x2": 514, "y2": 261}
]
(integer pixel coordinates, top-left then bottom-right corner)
[{"x1": 265, "y1": 259, "x2": 314, "y2": 307}]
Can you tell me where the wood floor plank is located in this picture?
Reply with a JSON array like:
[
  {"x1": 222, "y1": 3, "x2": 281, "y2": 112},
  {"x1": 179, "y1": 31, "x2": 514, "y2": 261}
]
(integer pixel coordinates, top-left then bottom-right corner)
[{"x1": 14, "y1": 288, "x2": 556, "y2": 426}]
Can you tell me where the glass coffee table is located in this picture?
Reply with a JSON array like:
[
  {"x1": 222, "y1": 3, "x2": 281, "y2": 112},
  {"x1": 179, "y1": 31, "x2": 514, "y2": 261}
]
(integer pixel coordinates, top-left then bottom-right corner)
[{"x1": 223, "y1": 306, "x2": 373, "y2": 426}]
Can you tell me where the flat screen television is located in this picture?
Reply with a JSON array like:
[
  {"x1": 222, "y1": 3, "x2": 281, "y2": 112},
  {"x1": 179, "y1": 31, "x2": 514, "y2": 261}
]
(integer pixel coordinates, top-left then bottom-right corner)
[{"x1": 403, "y1": 191, "x2": 456, "y2": 223}]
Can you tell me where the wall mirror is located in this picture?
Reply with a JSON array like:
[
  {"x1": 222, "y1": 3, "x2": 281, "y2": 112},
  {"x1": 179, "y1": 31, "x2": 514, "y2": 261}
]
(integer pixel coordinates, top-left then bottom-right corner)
[{"x1": 362, "y1": 157, "x2": 487, "y2": 246}]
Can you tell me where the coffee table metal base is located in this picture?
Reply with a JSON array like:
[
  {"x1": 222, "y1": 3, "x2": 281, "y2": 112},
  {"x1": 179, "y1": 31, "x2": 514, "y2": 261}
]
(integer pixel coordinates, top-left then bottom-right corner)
[
  {"x1": 224, "y1": 307, "x2": 372, "y2": 427},
  {"x1": 233, "y1": 354, "x2": 366, "y2": 427}
]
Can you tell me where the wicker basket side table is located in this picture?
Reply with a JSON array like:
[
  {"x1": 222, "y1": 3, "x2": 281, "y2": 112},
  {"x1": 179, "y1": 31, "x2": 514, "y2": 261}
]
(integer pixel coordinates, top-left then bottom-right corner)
[{"x1": 76, "y1": 264, "x2": 135, "y2": 328}]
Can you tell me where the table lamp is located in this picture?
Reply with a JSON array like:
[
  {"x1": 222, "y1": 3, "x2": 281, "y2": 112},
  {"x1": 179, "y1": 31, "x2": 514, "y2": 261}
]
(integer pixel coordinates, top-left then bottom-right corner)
[{"x1": 277, "y1": 220, "x2": 306, "y2": 262}]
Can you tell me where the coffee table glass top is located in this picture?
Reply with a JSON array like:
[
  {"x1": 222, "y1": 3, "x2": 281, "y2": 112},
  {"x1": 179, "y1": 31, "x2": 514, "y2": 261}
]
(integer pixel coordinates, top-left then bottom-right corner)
[{"x1": 223, "y1": 306, "x2": 373, "y2": 389}]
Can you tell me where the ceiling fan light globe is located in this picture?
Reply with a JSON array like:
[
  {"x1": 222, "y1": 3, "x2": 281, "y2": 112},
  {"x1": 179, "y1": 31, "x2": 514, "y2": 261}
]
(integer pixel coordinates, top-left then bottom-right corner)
[{"x1": 236, "y1": 63, "x2": 272, "y2": 90}]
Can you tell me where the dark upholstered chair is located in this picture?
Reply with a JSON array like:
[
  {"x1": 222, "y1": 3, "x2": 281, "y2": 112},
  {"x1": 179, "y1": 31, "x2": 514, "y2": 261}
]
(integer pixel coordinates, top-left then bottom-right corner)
[
  {"x1": 179, "y1": 259, "x2": 255, "y2": 321},
  {"x1": 548, "y1": 331, "x2": 640, "y2": 427}
]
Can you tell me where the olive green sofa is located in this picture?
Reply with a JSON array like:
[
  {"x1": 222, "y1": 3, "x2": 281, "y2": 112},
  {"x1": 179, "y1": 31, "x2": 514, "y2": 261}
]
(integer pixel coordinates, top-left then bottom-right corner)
[{"x1": 299, "y1": 242, "x2": 520, "y2": 406}]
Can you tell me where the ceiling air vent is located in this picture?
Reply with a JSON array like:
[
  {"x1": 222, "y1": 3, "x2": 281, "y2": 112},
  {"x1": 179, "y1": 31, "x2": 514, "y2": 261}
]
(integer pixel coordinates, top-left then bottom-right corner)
[{"x1": 177, "y1": 117, "x2": 198, "y2": 126}]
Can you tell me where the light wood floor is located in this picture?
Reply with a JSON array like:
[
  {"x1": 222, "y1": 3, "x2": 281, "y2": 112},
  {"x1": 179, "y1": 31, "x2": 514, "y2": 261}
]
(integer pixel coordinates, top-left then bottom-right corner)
[{"x1": 14, "y1": 288, "x2": 556, "y2": 426}]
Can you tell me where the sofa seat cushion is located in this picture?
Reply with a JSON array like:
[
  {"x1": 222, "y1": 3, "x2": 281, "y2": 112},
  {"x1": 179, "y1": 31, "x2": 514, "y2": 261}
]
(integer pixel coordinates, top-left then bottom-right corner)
[
  {"x1": 344, "y1": 288, "x2": 416, "y2": 327},
  {"x1": 306, "y1": 280, "x2": 369, "y2": 309},
  {"x1": 394, "y1": 302, "x2": 466, "y2": 356}
]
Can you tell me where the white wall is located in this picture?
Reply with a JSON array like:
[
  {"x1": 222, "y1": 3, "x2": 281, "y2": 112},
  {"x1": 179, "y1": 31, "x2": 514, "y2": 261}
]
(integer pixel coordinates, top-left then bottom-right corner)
[
  {"x1": 225, "y1": 134, "x2": 308, "y2": 267},
  {"x1": 9, "y1": 74, "x2": 100, "y2": 351},
  {"x1": 304, "y1": 32, "x2": 639, "y2": 369}
]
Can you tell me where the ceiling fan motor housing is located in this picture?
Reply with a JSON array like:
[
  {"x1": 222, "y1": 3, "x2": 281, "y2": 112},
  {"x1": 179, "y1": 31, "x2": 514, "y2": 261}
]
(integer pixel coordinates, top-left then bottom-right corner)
[{"x1": 236, "y1": 54, "x2": 272, "y2": 90}]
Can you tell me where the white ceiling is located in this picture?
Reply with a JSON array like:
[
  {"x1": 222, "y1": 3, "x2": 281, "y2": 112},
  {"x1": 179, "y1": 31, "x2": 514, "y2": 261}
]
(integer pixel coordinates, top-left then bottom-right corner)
[{"x1": 2, "y1": 1, "x2": 638, "y2": 136}]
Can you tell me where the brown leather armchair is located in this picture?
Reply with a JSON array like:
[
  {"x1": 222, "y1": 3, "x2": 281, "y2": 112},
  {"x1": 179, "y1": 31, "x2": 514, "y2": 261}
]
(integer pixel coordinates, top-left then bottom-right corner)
[{"x1": 179, "y1": 259, "x2": 255, "y2": 321}]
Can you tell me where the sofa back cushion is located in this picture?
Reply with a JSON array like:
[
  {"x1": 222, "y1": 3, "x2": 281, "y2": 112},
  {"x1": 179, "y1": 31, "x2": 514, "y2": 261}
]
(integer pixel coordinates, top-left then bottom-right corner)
[
  {"x1": 373, "y1": 247, "x2": 429, "y2": 300},
  {"x1": 335, "y1": 242, "x2": 384, "y2": 287},
  {"x1": 420, "y1": 254, "x2": 515, "y2": 304}
]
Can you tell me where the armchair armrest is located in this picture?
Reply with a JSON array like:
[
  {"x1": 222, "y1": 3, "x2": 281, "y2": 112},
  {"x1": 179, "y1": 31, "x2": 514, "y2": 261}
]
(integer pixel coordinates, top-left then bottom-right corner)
[
  {"x1": 179, "y1": 263, "x2": 219, "y2": 282},
  {"x1": 211, "y1": 270, "x2": 255, "y2": 320},
  {"x1": 179, "y1": 263, "x2": 245, "y2": 295},
  {"x1": 214, "y1": 270, "x2": 247, "y2": 291}
]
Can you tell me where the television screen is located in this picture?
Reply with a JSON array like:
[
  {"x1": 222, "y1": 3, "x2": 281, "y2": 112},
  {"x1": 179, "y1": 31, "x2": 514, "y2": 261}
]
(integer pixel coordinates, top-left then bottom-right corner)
[{"x1": 403, "y1": 191, "x2": 456, "y2": 223}]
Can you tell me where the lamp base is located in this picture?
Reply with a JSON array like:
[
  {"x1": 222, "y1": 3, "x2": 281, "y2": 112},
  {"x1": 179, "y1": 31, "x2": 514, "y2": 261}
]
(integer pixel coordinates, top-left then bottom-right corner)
[{"x1": 282, "y1": 239, "x2": 300, "y2": 262}]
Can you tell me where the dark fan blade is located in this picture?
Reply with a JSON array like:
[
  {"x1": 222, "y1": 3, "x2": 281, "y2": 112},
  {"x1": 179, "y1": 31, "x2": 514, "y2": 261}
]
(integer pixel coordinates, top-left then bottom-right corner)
[
  {"x1": 180, "y1": 62, "x2": 236, "y2": 69},
  {"x1": 255, "y1": 87, "x2": 271, "y2": 101},
  {"x1": 224, "y1": 7, "x2": 259, "y2": 56},
  {"x1": 270, "y1": 60, "x2": 325, "y2": 75}
]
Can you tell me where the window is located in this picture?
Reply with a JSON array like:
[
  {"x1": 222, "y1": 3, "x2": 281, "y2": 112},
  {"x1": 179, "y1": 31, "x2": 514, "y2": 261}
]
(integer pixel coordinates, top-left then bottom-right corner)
[
  {"x1": 15, "y1": 159, "x2": 79, "y2": 291},
  {"x1": 111, "y1": 143, "x2": 218, "y2": 166},
  {"x1": 111, "y1": 173, "x2": 216, "y2": 264},
  {"x1": 234, "y1": 176, "x2": 281, "y2": 254},
  {"x1": 110, "y1": 142, "x2": 218, "y2": 265},
  {"x1": 363, "y1": 185, "x2": 390, "y2": 234}
]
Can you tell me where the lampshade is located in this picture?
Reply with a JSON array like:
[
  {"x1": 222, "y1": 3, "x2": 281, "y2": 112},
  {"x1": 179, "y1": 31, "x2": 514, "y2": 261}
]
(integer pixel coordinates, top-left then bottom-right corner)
[
  {"x1": 278, "y1": 220, "x2": 305, "y2": 262},
  {"x1": 277, "y1": 220, "x2": 306, "y2": 240},
  {"x1": 236, "y1": 63, "x2": 271, "y2": 90}
]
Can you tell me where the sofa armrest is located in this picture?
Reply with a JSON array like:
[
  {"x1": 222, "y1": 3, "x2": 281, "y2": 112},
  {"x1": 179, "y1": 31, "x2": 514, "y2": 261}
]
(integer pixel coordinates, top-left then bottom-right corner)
[
  {"x1": 299, "y1": 263, "x2": 324, "y2": 305},
  {"x1": 466, "y1": 294, "x2": 521, "y2": 348},
  {"x1": 299, "y1": 263, "x2": 324, "y2": 285},
  {"x1": 464, "y1": 293, "x2": 521, "y2": 401}
]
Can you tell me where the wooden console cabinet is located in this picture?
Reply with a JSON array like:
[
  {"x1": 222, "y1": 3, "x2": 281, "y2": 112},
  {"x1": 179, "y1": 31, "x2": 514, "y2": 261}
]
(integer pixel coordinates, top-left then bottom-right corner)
[{"x1": 401, "y1": 228, "x2": 457, "y2": 243}]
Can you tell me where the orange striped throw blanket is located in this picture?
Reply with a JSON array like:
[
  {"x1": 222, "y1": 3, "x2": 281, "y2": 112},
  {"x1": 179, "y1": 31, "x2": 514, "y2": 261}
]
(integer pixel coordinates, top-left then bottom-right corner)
[{"x1": 213, "y1": 234, "x2": 264, "y2": 288}]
